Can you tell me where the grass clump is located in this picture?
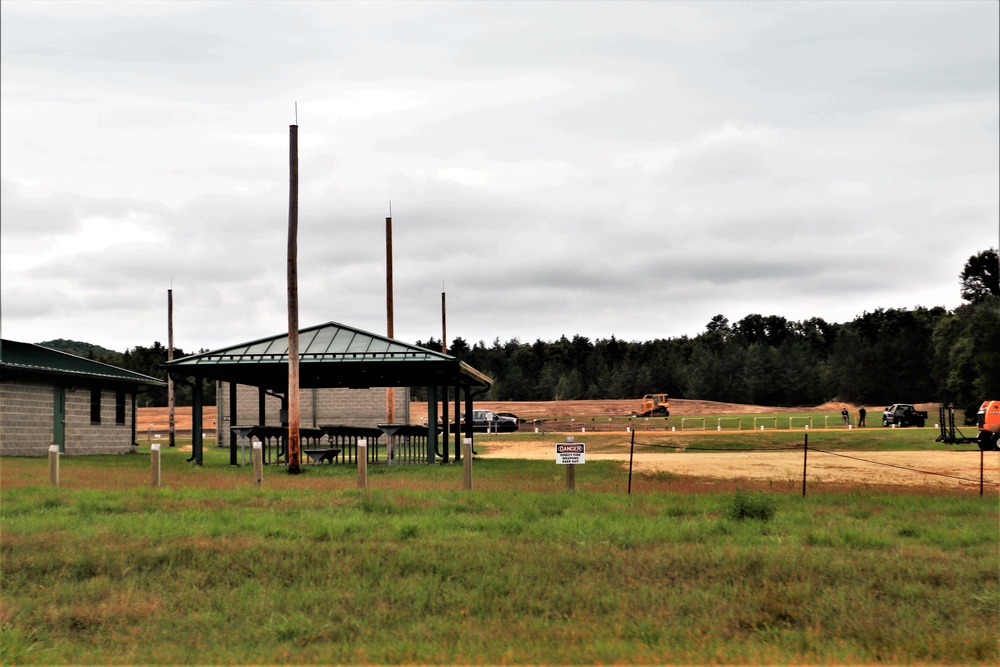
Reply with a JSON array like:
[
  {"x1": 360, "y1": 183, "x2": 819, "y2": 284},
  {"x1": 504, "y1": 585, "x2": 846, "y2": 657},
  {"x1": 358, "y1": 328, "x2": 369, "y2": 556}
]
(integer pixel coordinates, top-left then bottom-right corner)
[{"x1": 725, "y1": 488, "x2": 778, "y2": 521}]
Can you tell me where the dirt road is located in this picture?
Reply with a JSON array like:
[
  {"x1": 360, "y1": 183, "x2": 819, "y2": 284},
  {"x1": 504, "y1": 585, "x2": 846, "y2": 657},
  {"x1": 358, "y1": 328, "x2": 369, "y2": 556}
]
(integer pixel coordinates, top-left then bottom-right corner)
[{"x1": 477, "y1": 438, "x2": 999, "y2": 490}]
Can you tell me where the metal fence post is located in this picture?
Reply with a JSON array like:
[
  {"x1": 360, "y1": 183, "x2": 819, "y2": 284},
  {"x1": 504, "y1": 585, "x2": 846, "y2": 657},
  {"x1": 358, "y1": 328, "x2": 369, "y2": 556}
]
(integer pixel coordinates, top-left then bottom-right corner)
[{"x1": 802, "y1": 433, "x2": 808, "y2": 497}]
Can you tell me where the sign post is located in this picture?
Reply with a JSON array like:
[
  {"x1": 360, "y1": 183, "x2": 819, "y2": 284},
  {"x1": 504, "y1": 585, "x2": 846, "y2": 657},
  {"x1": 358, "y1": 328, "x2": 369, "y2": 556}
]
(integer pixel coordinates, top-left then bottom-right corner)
[{"x1": 556, "y1": 436, "x2": 585, "y2": 491}]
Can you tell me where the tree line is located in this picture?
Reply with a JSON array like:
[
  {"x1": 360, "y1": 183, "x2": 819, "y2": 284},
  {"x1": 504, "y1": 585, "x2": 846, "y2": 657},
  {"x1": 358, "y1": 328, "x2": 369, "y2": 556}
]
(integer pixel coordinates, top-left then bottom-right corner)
[
  {"x1": 37, "y1": 340, "x2": 216, "y2": 407},
  {"x1": 416, "y1": 249, "x2": 999, "y2": 421}
]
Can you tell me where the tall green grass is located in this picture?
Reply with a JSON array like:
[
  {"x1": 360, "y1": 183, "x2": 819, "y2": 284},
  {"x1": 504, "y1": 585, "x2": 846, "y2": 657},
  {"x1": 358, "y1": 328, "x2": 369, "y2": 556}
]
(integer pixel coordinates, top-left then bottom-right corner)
[{"x1": 1, "y1": 450, "x2": 997, "y2": 664}]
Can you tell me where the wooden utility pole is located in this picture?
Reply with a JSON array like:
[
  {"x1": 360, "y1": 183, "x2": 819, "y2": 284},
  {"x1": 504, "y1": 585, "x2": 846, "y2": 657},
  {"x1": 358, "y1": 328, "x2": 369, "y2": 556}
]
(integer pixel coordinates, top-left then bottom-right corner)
[
  {"x1": 167, "y1": 288, "x2": 175, "y2": 447},
  {"x1": 286, "y1": 123, "x2": 302, "y2": 474},
  {"x1": 441, "y1": 288, "x2": 447, "y2": 354},
  {"x1": 385, "y1": 212, "x2": 395, "y2": 423}
]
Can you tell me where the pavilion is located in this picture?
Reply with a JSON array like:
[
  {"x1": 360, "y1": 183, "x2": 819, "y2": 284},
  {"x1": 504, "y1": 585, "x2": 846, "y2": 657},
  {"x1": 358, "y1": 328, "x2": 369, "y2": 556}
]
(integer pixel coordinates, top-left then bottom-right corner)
[{"x1": 163, "y1": 321, "x2": 492, "y2": 465}]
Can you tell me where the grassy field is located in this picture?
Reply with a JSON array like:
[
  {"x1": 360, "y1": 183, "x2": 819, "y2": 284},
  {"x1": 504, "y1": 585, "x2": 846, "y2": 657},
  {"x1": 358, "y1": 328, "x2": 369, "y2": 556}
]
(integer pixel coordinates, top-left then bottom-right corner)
[{"x1": 1, "y1": 438, "x2": 998, "y2": 665}]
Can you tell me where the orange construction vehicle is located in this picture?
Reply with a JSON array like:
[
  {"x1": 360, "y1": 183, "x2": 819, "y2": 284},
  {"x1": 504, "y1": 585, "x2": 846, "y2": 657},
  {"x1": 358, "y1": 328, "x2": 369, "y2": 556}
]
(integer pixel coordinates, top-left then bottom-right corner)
[
  {"x1": 633, "y1": 393, "x2": 669, "y2": 418},
  {"x1": 936, "y1": 400, "x2": 1000, "y2": 451},
  {"x1": 976, "y1": 400, "x2": 1000, "y2": 451}
]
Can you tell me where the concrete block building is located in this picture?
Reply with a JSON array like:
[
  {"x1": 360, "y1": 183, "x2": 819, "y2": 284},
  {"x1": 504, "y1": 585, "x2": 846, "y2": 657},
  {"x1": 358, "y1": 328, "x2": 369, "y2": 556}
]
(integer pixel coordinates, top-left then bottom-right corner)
[{"x1": 0, "y1": 339, "x2": 165, "y2": 456}]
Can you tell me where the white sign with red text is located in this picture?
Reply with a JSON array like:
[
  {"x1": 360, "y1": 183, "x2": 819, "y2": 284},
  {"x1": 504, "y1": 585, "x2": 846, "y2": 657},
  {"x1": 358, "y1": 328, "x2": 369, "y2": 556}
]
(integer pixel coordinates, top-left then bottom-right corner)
[{"x1": 556, "y1": 442, "x2": 585, "y2": 465}]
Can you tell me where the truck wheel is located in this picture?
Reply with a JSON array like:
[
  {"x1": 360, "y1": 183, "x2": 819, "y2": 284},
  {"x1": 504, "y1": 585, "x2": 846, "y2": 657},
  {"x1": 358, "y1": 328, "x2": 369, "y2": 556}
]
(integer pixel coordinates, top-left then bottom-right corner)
[
  {"x1": 993, "y1": 433, "x2": 1000, "y2": 452},
  {"x1": 882, "y1": 417, "x2": 889, "y2": 427},
  {"x1": 978, "y1": 432, "x2": 1000, "y2": 452}
]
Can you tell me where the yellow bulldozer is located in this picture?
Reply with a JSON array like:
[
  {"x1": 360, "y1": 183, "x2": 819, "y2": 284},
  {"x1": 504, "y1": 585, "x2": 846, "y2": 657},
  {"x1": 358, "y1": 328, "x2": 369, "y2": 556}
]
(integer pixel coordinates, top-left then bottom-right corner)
[{"x1": 633, "y1": 393, "x2": 669, "y2": 418}]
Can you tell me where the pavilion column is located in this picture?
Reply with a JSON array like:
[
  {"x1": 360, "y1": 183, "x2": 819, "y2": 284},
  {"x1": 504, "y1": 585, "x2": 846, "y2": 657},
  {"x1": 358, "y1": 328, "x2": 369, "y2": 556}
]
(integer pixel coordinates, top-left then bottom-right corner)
[
  {"x1": 427, "y1": 384, "x2": 438, "y2": 464},
  {"x1": 191, "y1": 380, "x2": 203, "y2": 466},
  {"x1": 258, "y1": 388, "x2": 266, "y2": 425},
  {"x1": 454, "y1": 384, "x2": 462, "y2": 462},
  {"x1": 440, "y1": 385, "x2": 449, "y2": 463},
  {"x1": 229, "y1": 381, "x2": 238, "y2": 466},
  {"x1": 464, "y1": 389, "x2": 474, "y2": 448}
]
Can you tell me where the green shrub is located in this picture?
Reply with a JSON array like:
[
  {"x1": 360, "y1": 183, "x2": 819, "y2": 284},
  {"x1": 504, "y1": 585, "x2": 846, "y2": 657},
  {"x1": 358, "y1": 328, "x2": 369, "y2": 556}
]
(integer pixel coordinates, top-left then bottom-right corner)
[{"x1": 725, "y1": 489, "x2": 777, "y2": 522}]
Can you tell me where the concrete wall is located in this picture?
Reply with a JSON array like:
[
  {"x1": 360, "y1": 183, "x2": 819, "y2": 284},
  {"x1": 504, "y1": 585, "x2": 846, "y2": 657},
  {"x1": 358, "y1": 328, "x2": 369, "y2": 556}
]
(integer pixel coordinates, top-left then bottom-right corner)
[
  {"x1": 0, "y1": 380, "x2": 52, "y2": 455},
  {"x1": 0, "y1": 380, "x2": 135, "y2": 456},
  {"x1": 216, "y1": 383, "x2": 411, "y2": 441}
]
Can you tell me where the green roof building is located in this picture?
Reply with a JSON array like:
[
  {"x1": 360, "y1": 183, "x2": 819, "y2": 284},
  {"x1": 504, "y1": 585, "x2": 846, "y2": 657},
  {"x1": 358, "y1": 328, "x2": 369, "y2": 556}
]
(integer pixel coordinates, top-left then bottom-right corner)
[{"x1": 0, "y1": 339, "x2": 164, "y2": 456}]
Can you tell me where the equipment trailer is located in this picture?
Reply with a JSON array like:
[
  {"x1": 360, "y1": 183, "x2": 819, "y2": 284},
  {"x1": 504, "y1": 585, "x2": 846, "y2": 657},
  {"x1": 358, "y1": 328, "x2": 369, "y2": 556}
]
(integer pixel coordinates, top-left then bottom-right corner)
[{"x1": 936, "y1": 401, "x2": 1000, "y2": 451}]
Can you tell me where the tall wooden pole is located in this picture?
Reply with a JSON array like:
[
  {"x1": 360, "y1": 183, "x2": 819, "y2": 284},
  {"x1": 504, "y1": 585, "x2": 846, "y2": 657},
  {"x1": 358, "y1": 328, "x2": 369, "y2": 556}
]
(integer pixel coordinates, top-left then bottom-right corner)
[
  {"x1": 286, "y1": 123, "x2": 302, "y2": 474},
  {"x1": 167, "y1": 288, "x2": 175, "y2": 447},
  {"x1": 385, "y1": 213, "x2": 395, "y2": 424},
  {"x1": 441, "y1": 289, "x2": 447, "y2": 354}
]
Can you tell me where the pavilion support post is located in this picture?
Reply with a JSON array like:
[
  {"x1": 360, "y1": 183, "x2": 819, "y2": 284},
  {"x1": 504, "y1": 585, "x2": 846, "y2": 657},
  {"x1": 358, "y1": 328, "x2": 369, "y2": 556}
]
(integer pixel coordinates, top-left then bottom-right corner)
[
  {"x1": 464, "y1": 388, "x2": 474, "y2": 448},
  {"x1": 258, "y1": 388, "x2": 266, "y2": 425},
  {"x1": 454, "y1": 385, "x2": 462, "y2": 462},
  {"x1": 441, "y1": 386, "x2": 449, "y2": 463},
  {"x1": 427, "y1": 385, "x2": 438, "y2": 464},
  {"x1": 229, "y1": 382, "x2": 238, "y2": 466},
  {"x1": 190, "y1": 380, "x2": 203, "y2": 466}
]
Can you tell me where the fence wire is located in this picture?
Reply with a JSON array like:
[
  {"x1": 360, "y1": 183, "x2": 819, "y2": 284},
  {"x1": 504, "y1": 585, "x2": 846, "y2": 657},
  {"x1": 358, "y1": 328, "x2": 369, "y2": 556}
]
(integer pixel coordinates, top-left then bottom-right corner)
[
  {"x1": 634, "y1": 440, "x2": 802, "y2": 452},
  {"x1": 631, "y1": 440, "x2": 999, "y2": 487},
  {"x1": 808, "y1": 446, "x2": 999, "y2": 486}
]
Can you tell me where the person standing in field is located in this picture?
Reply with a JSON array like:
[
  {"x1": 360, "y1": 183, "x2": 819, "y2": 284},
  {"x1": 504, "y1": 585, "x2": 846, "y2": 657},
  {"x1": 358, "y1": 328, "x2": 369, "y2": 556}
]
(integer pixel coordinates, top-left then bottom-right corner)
[
  {"x1": 858, "y1": 407, "x2": 867, "y2": 427},
  {"x1": 841, "y1": 407, "x2": 850, "y2": 425}
]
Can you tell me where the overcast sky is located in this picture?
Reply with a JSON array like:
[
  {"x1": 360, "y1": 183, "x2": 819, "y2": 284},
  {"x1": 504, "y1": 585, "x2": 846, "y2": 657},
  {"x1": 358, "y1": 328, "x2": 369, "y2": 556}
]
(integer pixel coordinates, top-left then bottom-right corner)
[{"x1": 2, "y1": 1, "x2": 998, "y2": 355}]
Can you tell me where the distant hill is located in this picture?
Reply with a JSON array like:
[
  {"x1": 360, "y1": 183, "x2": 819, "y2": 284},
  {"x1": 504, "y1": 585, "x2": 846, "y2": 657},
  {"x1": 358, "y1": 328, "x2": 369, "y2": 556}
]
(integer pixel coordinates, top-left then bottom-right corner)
[{"x1": 36, "y1": 339, "x2": 124, "y2": 365}]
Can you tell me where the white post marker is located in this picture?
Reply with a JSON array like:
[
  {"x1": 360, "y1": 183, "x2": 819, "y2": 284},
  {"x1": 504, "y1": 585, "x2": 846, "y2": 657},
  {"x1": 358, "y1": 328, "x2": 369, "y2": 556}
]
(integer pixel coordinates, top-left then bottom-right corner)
[
  {"x1": 357, "y1": 439, "x2": 368, "y2": 490},
  {"x1": 48, "y1": 444, "x2": 60, "y2": 488},
  {"x1": 151, "y1": 443, "x2": 161, "y2": 489},
  {"x1": 463, "y1": 437, "x2": 473, "y2": 491},
  {"x1": 252, "y1": 442, "x2": 263, "y2": 487}
]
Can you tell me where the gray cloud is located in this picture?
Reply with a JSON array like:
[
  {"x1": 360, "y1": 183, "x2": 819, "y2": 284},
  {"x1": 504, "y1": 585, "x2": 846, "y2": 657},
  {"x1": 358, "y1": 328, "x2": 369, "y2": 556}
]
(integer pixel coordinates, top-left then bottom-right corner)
[{"x1": 1, "y1": 1, "x2": 996, "y2": 352}]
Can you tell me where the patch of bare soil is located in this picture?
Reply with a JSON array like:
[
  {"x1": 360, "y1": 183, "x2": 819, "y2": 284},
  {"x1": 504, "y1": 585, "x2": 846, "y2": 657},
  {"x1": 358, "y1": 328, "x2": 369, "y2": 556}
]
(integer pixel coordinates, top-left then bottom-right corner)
[
  {"x1": 137, "y1": 406, "x2": 216, "y2": 434},
  {"x1": 477, "y1": 438, "x2": 998, "y2": 490}
]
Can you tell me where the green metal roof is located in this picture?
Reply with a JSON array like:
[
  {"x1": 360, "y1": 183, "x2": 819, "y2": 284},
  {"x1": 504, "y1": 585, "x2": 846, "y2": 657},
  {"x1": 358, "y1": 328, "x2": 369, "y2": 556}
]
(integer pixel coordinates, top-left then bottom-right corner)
[
  {"x1": 0, "y1": 339, "x2": 165, "y2": 387},
  {"x1": 163, "y1": 321, "x2": 492, "y2": 390}
]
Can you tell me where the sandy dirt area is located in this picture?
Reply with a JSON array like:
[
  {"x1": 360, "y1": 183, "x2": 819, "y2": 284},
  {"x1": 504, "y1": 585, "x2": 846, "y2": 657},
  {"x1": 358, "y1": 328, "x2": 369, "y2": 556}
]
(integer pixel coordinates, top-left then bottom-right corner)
[{"x1": 476, "y1": 438, "x2": 999, "y2": 490}]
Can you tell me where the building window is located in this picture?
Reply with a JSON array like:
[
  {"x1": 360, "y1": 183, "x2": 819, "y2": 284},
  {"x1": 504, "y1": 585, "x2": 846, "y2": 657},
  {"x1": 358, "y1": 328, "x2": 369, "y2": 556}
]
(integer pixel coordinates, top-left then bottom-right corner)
[
  {"x1": 115, "y1": 390, "x2": 126, "y2": 425},
  {"x1": 90, "y1": 388, "x2": 102, "y2": 424}
]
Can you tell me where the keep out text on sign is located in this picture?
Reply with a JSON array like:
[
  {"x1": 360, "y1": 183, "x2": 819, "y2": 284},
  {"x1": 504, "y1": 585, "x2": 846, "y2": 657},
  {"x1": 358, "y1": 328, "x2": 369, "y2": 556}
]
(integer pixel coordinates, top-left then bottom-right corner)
[{"x1": 556, "y1": 442, "x2": 585, "y2": 465}]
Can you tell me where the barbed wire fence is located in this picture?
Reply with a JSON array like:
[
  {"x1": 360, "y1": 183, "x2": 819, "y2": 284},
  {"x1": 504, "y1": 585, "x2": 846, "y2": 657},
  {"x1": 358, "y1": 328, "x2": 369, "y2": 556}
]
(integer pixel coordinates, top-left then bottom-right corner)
[{"x1": 626, "y1": 431, "x2": 999, "y2": 496}]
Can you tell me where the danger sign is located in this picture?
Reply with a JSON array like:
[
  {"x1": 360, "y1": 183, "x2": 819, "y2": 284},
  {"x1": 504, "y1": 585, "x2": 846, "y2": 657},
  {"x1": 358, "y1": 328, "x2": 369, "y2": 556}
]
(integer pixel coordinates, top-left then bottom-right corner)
[{"x1": 556, "y1": 442, "x2": 585, "y2": 465}]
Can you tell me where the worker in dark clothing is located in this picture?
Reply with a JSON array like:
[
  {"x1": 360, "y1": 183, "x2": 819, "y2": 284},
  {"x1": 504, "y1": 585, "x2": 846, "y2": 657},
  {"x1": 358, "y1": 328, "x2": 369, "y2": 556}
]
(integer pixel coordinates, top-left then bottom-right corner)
[
  {"x1": 841, "y1": 407, "x2": 850, "y2": 426},
  {"x1": 858, "y1": 407, "x2": 867, "y2": 427}
]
